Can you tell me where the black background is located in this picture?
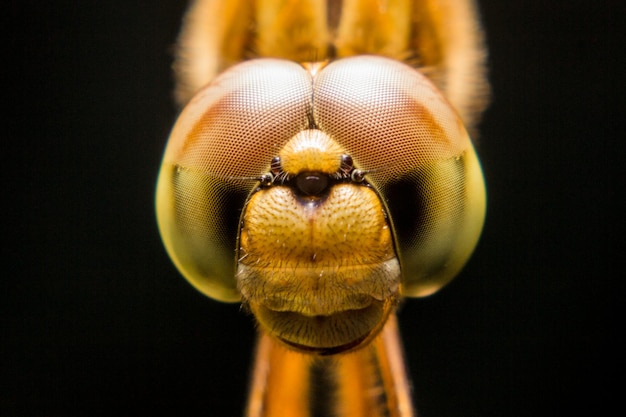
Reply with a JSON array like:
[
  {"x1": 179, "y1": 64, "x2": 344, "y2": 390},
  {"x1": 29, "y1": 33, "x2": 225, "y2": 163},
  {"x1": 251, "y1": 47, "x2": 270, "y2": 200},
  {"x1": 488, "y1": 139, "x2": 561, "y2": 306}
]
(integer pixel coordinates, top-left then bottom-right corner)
[{"x1": 4, "y1": 1, "x2": 621, "y2": 416}]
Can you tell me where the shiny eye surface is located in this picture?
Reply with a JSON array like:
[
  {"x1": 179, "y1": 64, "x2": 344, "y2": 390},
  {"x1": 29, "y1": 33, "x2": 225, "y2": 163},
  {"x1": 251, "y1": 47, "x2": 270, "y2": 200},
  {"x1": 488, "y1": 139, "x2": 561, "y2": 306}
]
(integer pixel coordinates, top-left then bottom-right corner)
[{"x1": 156, "y1": 55, "x2": 486, "y2": 350}]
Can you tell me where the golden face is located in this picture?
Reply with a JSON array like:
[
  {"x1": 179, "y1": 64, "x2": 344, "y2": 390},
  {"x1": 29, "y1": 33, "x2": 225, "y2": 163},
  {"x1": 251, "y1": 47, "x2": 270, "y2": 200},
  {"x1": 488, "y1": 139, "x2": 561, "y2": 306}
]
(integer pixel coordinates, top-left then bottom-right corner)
[
  {"x1": 238, "y1": 129, "x2": 400, "y2": 353},
  {"x1": 156, "y1": 56, "x2": 486, "y2": 353}
]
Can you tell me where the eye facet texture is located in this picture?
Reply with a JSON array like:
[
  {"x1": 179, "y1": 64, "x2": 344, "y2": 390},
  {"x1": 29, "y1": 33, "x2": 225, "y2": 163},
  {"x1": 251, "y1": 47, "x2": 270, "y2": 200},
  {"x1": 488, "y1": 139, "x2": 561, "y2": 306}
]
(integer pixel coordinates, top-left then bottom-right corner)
[{"x1": 156, "y1": 55, "x2": 486, "y2": 303}]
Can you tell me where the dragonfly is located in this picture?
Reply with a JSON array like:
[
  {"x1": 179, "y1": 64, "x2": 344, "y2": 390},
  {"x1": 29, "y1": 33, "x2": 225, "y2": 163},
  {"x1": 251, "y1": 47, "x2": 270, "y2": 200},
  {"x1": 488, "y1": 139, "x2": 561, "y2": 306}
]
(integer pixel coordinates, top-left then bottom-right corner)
[{"x1": 156, "y1": 0, "x2": 489, "y2": 416}]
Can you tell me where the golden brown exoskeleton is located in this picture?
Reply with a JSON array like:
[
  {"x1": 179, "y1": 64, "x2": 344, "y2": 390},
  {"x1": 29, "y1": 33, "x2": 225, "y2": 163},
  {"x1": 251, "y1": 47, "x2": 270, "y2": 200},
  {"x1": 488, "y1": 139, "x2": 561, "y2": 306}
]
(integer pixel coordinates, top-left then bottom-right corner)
[{"x1": 156, "y1": 1, "x2": 489, "y2": 416}]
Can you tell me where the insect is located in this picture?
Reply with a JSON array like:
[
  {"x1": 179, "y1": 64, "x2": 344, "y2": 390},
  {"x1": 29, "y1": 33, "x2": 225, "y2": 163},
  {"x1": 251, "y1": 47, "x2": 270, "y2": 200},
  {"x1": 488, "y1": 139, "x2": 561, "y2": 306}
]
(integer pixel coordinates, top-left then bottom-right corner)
[{"x1": 156, "y1": 0, "x2": 489, "y2": 416}]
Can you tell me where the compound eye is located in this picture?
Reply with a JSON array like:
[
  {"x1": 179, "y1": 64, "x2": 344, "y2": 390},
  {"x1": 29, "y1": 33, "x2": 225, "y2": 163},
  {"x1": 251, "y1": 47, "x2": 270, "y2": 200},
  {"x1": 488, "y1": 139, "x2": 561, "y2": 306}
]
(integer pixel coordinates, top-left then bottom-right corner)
[
  {"x1": 311, "y1": 56, "x2": 486, "y2": 297},
  {"x1": 295, "y1": 172, "x2": 329, "y2": 196},
  {"x1": 155, "y1": 59, "x2": 312, "y2": 302}
]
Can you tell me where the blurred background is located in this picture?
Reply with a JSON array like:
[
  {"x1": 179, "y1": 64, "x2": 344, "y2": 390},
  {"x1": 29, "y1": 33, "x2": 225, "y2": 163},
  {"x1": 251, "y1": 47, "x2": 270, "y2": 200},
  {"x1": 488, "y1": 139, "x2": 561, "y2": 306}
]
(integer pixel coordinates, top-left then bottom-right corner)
[{"x1": 4, "y1": 1, "x2": 620, "y2": 416}]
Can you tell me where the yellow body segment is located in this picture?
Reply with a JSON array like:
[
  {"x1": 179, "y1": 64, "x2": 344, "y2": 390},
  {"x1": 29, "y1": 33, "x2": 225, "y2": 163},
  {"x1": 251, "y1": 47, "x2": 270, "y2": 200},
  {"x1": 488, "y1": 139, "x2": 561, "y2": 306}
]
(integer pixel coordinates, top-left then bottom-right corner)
[
  {"x1": 255, "y1": 0, "x2": 330, "y2": 61},
  {"x1": 335, "y1": 0, "x2": 412, "y2": 58}
]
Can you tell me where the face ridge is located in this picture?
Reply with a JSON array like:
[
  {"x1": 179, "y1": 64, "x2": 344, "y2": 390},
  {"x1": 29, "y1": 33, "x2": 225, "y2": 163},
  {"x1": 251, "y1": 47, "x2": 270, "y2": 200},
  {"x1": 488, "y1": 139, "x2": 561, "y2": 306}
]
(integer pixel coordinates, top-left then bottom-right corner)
[{"x1": 237, "y1": 129, "x2": 401, "y2": 353}]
